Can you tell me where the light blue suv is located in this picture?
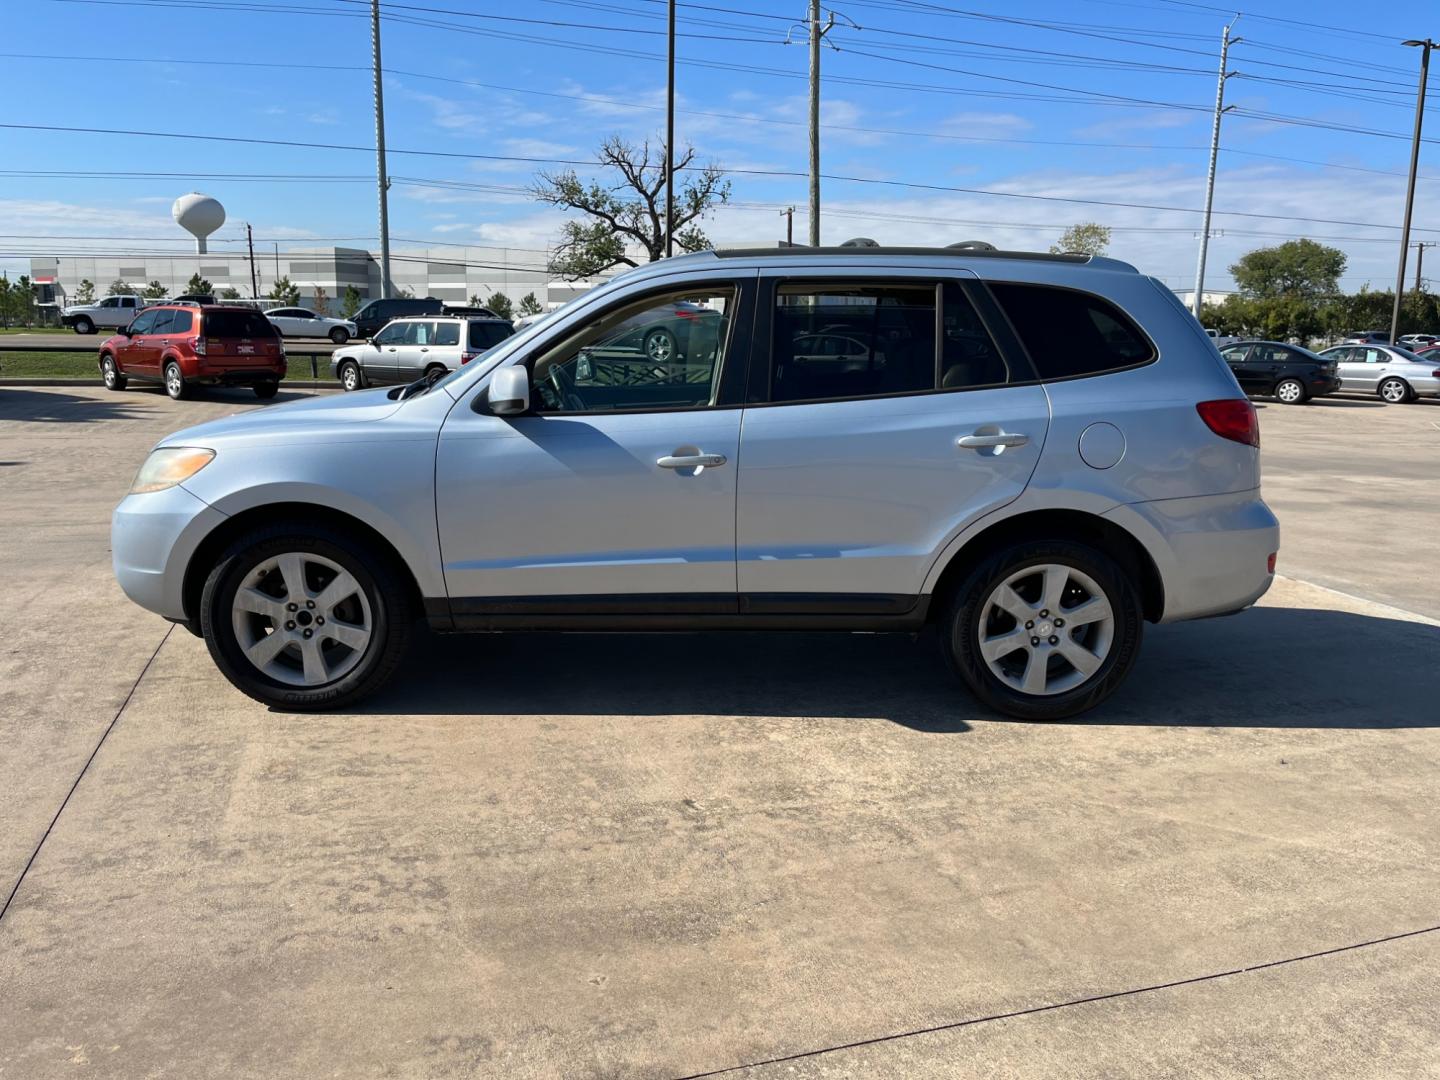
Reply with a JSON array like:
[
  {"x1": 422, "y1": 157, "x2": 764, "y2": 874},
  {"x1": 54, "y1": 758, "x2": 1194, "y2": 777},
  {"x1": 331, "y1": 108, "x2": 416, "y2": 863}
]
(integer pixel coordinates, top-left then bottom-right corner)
[{"x1": 112, "y1": 246, "x2": 1279, "y2": 719}]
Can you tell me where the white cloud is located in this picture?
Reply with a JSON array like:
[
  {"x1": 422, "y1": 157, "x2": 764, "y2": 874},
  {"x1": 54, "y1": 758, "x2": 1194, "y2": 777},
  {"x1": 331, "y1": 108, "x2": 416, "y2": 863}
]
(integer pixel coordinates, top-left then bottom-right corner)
[{"x1": 938, "y1": 111, "x2": 1035, "y2": 135}]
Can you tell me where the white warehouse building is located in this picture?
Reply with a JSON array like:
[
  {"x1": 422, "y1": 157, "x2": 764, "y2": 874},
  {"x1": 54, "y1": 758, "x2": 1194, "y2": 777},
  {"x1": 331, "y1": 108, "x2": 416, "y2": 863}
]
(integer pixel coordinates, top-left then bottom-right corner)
[{"x1": 30, "y1": 245, "x2": 603, "y2": 312}]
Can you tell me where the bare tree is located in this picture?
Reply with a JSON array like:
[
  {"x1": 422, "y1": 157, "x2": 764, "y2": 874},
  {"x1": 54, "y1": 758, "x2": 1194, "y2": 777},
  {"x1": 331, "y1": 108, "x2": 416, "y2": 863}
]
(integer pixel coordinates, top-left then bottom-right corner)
[{"x1": 533, "y1": 136, "x2": 731, "y2": 281}]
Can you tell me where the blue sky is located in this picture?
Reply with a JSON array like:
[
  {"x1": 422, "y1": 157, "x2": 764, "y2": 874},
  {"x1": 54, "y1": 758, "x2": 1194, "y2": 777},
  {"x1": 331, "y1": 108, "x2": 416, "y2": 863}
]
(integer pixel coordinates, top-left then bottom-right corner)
[{"x1": 4, "y1": 0, "x2": 1440, "y2": 292}]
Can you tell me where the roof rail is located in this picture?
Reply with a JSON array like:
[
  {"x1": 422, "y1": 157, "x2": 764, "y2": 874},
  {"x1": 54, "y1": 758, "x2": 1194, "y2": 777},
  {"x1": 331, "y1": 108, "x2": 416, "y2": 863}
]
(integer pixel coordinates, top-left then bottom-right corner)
[{"x1": 709, "y1": 245, "x2": 1095, "y2": 264}]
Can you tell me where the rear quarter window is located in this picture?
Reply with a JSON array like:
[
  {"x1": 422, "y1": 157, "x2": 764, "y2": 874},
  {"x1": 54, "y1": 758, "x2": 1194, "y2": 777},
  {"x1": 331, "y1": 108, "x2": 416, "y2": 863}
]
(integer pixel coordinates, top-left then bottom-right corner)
[
  {"x1": 202, "y1": 309, "x2": 277, "y2": 338},
  {"x1": 468, "y1": 321, "x2": 514, "y2": 350},
  {"x1": 989, "y1": 282, "x2": 1155, "y2": 380}
]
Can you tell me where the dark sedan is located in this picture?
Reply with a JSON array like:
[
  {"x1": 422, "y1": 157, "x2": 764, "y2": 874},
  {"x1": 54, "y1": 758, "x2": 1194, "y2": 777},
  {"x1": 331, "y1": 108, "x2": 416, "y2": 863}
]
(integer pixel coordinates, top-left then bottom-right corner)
[{"x1": 1219, "y1": 341, "x2": 1340, "y2": 404}]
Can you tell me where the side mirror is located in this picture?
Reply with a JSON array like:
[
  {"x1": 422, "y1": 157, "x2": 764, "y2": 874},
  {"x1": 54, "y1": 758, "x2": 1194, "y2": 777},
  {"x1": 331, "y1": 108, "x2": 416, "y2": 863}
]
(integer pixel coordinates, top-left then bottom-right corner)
[
  {"x1": 117, "y1": 327, "x2": 133, "y2": 337},
  {"x1": 487, "y1": 366, "x2": 530, "y2": 416}
]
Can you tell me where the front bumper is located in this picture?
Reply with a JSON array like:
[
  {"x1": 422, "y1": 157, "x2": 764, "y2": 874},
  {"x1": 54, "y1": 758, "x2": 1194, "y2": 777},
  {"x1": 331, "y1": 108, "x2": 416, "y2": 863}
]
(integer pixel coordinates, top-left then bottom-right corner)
[
  {"x1": 113, "y1": 484, "x2": 227, "y2": 622},
  {"x1": 1104, "y1": 488, "x2": 1279, "y2": 623}
]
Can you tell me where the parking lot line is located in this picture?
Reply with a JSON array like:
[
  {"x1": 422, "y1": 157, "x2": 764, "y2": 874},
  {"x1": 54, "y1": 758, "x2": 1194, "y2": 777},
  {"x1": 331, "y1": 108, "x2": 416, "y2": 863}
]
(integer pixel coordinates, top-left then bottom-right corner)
[{"x1": 0, "y1": 625, "x2": 174, "y2": 925}]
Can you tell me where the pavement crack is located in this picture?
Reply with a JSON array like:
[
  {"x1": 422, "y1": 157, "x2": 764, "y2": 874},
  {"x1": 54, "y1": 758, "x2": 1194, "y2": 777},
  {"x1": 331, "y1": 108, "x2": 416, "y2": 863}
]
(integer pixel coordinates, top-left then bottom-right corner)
[
  {"x1": 667, "y1": 922, "x2": 1440, "y2": 1079},
  {"x1": 0, "y1": 623, "x2": 175, "y2": 926}
]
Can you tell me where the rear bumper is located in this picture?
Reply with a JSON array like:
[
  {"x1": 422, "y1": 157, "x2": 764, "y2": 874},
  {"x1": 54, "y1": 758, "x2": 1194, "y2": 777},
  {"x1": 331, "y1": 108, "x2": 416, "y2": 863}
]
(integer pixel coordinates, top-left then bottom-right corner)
[
  {"x1": 1104, "y1": 489, "x2": 1279, "y2": 623},
  {"x1": 190, "y1": 360, "x2": 286, "y2": 385},
  {"x1": 1308, "y1": 374, "x2": 1340, "y2": 396},
  {"x1": 112, "y1": 484, "x2": 227, "y2": 622}
]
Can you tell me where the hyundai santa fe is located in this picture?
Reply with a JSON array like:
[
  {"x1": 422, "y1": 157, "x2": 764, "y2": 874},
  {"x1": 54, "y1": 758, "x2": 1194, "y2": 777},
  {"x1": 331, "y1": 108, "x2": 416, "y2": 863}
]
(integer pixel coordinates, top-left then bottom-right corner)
[{"x1": 112, "y1": 247, "x2": 1279, "y2": 720}]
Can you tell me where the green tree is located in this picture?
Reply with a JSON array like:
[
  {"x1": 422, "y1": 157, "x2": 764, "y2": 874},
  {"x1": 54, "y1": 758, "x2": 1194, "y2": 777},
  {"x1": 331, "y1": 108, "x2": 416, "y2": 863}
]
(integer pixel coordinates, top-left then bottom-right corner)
[
  {"x1": 0, "y1": 277, "x2": 12, "y2": 328},
  {"x1": 108, "y1": 279, "x2": 136, "y2": 296},
  {"x1": 218, "y1": 286, "x2": 241, "y2": 299},
  {"x1": 1050, "y1": 222, "x2": 1111, "y2": 256},
  {"x1": 186, "y1": 273, "x2": 213, "y2": 296},
  {"x1": 74, "y1": 279, "x2": 96, "y2": 304},
  {"x1": 340, "y1": 284, "x2": 363, "y2": 318},
  {"x1": 268, "y1": 275, "x2": 300, "y2": 306},
  {"x1": 7, "y1": 275, "x2": 36, "y2": 326},
  {"x1": 142, "y1": 279, "x2": 168, "y2": 299},
  {"x1": 533, "y1": 135, "x2": 730, "y2": 280},
  {"x1": 485, "y1": 291, "x2": 515, "y2": 320},
  {"x1": 311, "y1": 283, "x2": 331, "y2": 316},
  {"x1": 517, "y1": 292, "x2": 543, "y2": 316},
  {"x1": 1230, "y1": 239, "x2": 1346, "y2": 300}
]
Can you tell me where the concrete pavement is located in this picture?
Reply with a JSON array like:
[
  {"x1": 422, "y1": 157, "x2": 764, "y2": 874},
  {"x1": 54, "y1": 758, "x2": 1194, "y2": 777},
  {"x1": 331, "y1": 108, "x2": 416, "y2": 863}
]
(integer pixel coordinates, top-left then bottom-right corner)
[{"x1": 1, "y1": 387, "x2": 1437, "y2": 1078}]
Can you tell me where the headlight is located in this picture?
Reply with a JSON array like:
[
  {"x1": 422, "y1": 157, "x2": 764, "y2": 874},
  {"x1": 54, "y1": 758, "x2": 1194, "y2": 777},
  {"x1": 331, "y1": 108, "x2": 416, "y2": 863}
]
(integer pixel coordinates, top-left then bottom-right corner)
[{"x1": 130, "y1": 447, "x2": 215, "y2": 494}]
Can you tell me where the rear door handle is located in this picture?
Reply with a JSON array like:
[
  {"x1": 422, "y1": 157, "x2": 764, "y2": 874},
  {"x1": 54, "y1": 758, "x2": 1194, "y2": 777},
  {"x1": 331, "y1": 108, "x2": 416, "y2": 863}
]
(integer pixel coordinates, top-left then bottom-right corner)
[
  {"x1": 958, "y1": 432, "x2": 1029, "y2": 449},
  {"x1": 657, "y1": 452, "x2": 727, "y2": 469}
]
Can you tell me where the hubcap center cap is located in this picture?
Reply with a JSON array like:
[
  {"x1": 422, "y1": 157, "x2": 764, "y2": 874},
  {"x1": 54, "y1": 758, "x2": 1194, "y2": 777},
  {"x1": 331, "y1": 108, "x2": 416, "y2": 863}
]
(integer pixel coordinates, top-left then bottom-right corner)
[
  {"x1": 1036, "y1": 621, "x2": 1054, "y2": 637},
  {"x1": 296, "y1": 610, "x2": 314, "y2": 627}
]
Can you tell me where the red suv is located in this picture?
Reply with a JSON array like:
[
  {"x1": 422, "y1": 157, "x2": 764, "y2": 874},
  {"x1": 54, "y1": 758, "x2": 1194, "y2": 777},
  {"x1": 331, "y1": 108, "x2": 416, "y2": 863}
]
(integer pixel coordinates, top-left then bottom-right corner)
[{"x1": 99, "y1": 304, "x2": 286, "y2": 400}]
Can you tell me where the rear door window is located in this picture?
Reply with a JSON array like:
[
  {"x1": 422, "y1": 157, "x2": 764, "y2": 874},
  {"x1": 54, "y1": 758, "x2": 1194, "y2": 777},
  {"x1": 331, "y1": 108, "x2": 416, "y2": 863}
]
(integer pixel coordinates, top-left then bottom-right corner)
[
  {"x1": 148, "y1": 309, "x2": 176, "y2": 335},
  {"x1": 433, "y1": 322, "x2": 461, "y2": 347},
  {"x1": 203, "y1": 309, "x2": 277, "y2": 338},
  {"x1": 988, "y1": 283, "x2": 1154, "y2": 380}
]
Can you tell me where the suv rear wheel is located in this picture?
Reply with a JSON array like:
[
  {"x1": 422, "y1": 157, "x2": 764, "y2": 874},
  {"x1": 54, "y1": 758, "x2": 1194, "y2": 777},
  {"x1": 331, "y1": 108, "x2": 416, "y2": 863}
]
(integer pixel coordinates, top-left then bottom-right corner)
[
  {"x1": 164, "y1": 360, "x2": 189, "y2": 400},
  {"x1": 943, "y1": 540, "x2": 1143, "y2": 720},
  {"x1": 200, "y1": 525, "x2": 413, "y2": 710}
]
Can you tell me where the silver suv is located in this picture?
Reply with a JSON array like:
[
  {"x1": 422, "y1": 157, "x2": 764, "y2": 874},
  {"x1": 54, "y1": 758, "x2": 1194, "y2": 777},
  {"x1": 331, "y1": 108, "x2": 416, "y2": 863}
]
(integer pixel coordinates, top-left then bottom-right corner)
[
  {"x1": 112, "y1": 247, "x2": 1279, "y2": 720},
  {"x1": 329, "y1": 314, "x2": 515, "y2": 390}
]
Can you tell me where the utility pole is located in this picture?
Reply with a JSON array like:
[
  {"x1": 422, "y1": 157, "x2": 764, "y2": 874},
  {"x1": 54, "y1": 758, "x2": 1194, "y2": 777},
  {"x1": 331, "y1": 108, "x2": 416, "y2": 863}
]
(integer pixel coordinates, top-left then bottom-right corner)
[
  {"x1": 665, "y1": 0, "x2": 676, "y2": 258},
  {"x1": 1391, "y1": 38, "x2": 1434, "y2": 345},
  {"x1": 781, "y1": 206, "x2": 794, "y2": 245},
  {"x1": 1192, "y1": 18, "x2": 1239, "y2": 320},
  {"x1": 808, "y1": 0, "x2": 835, "y2": 247},
  {"x1": 1414, "y1": 241, "x2": 1438, "y2": 293},
  {"x1": 246, "y1": 223, "x2": 258, "y2": 299},
  {"x1": 371, "y1": 0, "x2": 393, "y2": 298}
]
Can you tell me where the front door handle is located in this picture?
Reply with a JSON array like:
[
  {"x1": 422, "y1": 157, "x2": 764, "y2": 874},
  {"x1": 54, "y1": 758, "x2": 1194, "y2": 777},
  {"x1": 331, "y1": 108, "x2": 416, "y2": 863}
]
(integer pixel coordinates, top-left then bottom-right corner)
[
  {"x1": 958, "y1": 432, "x2": 1029, "y2": 449},
  {"x1": 420, "y1": 347, "x2": 430, "y2": 353},
  {"x1": 657, "y1": 452, "x2": 727, "y2": 469}
]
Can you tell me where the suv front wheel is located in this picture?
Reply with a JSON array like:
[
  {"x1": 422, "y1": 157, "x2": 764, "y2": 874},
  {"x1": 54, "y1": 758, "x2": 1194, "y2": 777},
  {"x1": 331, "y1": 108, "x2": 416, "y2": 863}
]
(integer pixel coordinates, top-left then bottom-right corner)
[
  {"x1": 943, "y1": 540, "x2": 1143, "y2": 720},
  {"x1": 200, "y1": 525, "x2": 414, "y2": 710}
]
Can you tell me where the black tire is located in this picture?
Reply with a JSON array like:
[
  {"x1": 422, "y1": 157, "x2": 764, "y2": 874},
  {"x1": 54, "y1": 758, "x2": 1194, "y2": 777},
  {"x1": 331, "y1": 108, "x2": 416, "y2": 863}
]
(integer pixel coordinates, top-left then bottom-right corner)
[
  {"x1": 329, "y1": 327, "x2": 350, "y2": 344},
  {"x1": 253, "y1": 381, "x2": 279, "y2": 399},
  {"x1": 200, "y1": 524, "x2": 414, "y2": 711},
  {"x1": 164, "y1": 360, "x2": 188, "y2": 400},
  {"x1": 941, "y1": 539, "x2": 1143, "y2": 721},
  {"x1": 424, "y1": 363, "x2": 448, "y2": 380},
  {"x1": 1378, "y1": 377, "x2": 1412, "y2": 404},
  {"x1": 643, "y1": 327, "x2": 677, "y2": 363},
  {"x1": 1274, "y1": 377, "x2": 1307, "y2": 404},
  {"x1": 338, "y1": 360, "x2": 363, "y2": 392},
  {"x1": 100, "y1": 353, "x2": 127, "y2": 391},
  {"x1": 74, "y1": 317, "x2": 94, "y2": 335}
]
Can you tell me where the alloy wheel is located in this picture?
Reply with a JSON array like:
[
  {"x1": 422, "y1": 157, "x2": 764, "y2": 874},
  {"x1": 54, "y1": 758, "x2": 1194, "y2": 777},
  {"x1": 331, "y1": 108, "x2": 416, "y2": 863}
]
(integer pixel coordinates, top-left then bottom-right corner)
[
  {"x1": 341, "y1": 363, "x2": 359, "y2": 391},
  {"x1": 1380, "y1": 378, "x2": 1408, "y2": 404},
  {"x1": 102, "y1": 358, "x2": 116, "y2": 388},
  {"x1": 645, "y1": 330, "x2": 675, "y2": 363},
  {"x1": 977, "y1": 563, "x2": 1115, "y2": 697},
  {"x1": 165, "y1": 365, "x2": 183, "y2": 397},
  {"x1": 1276, "y1": 379, "x2": 1303, "y2": 403},
  {"x1": 230, "y1": 551, "x2": 373, "y2": 687}
]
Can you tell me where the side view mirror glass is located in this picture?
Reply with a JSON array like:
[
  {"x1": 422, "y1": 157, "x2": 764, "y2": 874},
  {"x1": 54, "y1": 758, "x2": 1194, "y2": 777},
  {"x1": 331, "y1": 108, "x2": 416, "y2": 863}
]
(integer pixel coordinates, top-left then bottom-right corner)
[{"x1": 488, "y1": 366, "x2": 530, "y2": 416}]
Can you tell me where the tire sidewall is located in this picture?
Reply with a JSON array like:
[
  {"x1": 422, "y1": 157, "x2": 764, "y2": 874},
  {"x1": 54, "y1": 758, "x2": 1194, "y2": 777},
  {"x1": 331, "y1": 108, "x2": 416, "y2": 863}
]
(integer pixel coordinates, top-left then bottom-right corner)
[
  {"x1": 76, "y1": 318, "x2": 93, "y2": 334},
  {"x1": 1275, "y1": 378, "x2": 1305, "y2": 404},
  {"x1": 330, "y1": 327, "x2": 349, "y2": 344},
  {"x1": 1379, "y1": 378, "x2": 1409, "y2": 404},
  {"x1": 101, "y1": 355, "x2": 120, "y2": 388},
  {"x1": 340, "y1": 361, "x2": 360, "y2": 391},
  {"x1": 946, "y1": 541, "x2": 1143, "y2": 720},
  {"x1": 165, "y1": 361, "x2": 186, "y2": 399},
  {"x1": 201, "y1": 530, "x2": 401, "y2": 710}
]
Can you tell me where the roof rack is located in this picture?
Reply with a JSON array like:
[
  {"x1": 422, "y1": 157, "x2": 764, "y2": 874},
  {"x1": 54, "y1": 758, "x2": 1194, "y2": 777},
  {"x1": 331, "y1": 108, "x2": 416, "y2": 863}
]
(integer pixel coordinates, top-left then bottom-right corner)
[{"x1": 709, "y1": 245, "x2": 1093, "y2": 264}]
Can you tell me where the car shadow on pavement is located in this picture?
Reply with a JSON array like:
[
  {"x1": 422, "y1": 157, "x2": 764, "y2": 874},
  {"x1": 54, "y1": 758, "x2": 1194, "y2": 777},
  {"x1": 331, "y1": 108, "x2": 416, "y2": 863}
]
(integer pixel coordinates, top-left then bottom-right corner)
[
  {"x1": 0, "y1": 388, "x2": 152, "y2": 423},
  {"x1": 364, "y1": 605, "x2": 1438, "y2": 731}
]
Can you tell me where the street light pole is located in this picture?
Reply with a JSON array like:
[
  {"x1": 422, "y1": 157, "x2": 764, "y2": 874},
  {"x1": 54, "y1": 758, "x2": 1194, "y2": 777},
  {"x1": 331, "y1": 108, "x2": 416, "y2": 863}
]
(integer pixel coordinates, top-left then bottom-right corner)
[
  {"x1": 1391, "y1": 38, "x2": 1434, "y2": 345},
  {"x1": 1192, "y1": 19, "x2": 1239, "y2": 320}
]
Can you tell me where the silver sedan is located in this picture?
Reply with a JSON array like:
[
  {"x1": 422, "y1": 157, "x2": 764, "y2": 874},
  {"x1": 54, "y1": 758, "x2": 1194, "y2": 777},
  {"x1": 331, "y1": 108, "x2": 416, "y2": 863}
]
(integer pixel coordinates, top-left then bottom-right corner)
[{"x1": 1318, "y1": 345, "x2": 1440, "y2": 403}]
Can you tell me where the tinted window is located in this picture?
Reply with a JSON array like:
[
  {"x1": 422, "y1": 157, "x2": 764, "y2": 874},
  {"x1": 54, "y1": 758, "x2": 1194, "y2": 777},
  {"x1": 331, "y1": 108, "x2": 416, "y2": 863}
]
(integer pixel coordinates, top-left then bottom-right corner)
[
  {"x1": 149, "y1": 309, "x2": 177, "y2": 334},
  {"x1": 941, "y1": 282, "x2": 1007, "y2": 389},
  {"x1": 128, "y1": 310, "x2": 159, "y2": 335},
  {"x1": 100, "y1": 297, "x2": 120, "y2": 308},
  {"x1": 469, "y1": 321, "x2": 514, "y2": 350},
  {"x1": 202, "y1": 309, "x2": 277, "y2": 338},
  {"x1": 531, "y1": 286, "x2": 735, "y2": 412},
  {"x1": 433, "y1": 322, "x2": 460, "y2": 347},
  {"x1": 771, "y1": 283, "x2": 938, "y2": 403},
  {"x1": 170, "y1": 309, "x2": 194, "y2": 334},
  {"x1": 989, "y1": 283, "x2": 1154, "y2": 379},
  {"x1": 372, "y1": 323, "x2": 405, "y2": 345},
  {"x1": 1256, "y1": 345, "x2": 1294, "y2": 363}
]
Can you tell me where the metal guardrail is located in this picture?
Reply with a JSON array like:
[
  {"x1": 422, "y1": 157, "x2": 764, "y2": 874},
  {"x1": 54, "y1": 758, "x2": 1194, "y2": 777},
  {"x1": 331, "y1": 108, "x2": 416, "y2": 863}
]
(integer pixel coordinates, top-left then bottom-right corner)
[{"x1": 0, "y1": 341, "x2": 339, "y2": 380}]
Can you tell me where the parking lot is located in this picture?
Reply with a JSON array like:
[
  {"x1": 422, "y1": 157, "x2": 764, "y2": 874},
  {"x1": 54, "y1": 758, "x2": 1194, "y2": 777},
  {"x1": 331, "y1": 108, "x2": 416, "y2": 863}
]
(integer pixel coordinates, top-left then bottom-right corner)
[{"x1": 1, "y1": 385, "x2": 1437, "y2": 1078}]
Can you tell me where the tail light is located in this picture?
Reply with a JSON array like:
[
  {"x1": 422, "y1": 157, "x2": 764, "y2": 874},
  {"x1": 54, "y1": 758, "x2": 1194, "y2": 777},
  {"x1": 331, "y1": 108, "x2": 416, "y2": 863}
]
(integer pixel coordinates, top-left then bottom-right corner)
[
  {"x1": 195, "y1": 337, "x2": 207, "y2": 356},
  {"x1": 461, "y1": 351, "x2": 477, "y2": 364},
  {"x1": 1196, "y1": 399, "x2": 1259, "y2": 447},
  {"x1": 1431, "y1": 369, "x2": 1440, "y2": 378}
]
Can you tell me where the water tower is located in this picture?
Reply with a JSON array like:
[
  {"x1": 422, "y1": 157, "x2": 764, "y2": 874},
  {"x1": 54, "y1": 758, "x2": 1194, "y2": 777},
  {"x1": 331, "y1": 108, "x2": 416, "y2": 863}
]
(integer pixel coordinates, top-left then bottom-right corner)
[{"x1": 172, "y1": 192, "x2": 226, "y2": 254}]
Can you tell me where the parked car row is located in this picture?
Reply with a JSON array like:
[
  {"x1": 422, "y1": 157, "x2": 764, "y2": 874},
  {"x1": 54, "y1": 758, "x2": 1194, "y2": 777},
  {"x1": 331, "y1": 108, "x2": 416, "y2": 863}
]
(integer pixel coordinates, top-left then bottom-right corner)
[{"x1": 1219, "y1": 339, "x2": 1440, "y2": 405}]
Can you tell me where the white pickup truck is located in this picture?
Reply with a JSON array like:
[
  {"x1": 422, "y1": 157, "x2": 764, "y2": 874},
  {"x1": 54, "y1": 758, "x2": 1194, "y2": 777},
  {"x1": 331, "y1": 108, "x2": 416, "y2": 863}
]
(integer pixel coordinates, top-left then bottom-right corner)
[{"x1": 61, "y1": 295, "x2": 155, "y2": 334}]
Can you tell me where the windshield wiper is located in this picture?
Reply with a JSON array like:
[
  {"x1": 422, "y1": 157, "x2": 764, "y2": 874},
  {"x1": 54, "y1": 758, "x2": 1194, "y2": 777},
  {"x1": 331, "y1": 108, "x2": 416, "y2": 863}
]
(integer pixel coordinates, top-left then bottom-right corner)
[{"x1": 396, "y1": 366, "x2": 447, "y2": 401}]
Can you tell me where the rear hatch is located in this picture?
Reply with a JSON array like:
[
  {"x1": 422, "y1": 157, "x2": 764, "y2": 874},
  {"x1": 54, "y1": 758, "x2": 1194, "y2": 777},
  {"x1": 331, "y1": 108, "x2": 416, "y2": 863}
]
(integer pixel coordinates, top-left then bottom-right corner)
[{"x1": 200, "y1": 307, "x2": 284, "y2": 366}]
